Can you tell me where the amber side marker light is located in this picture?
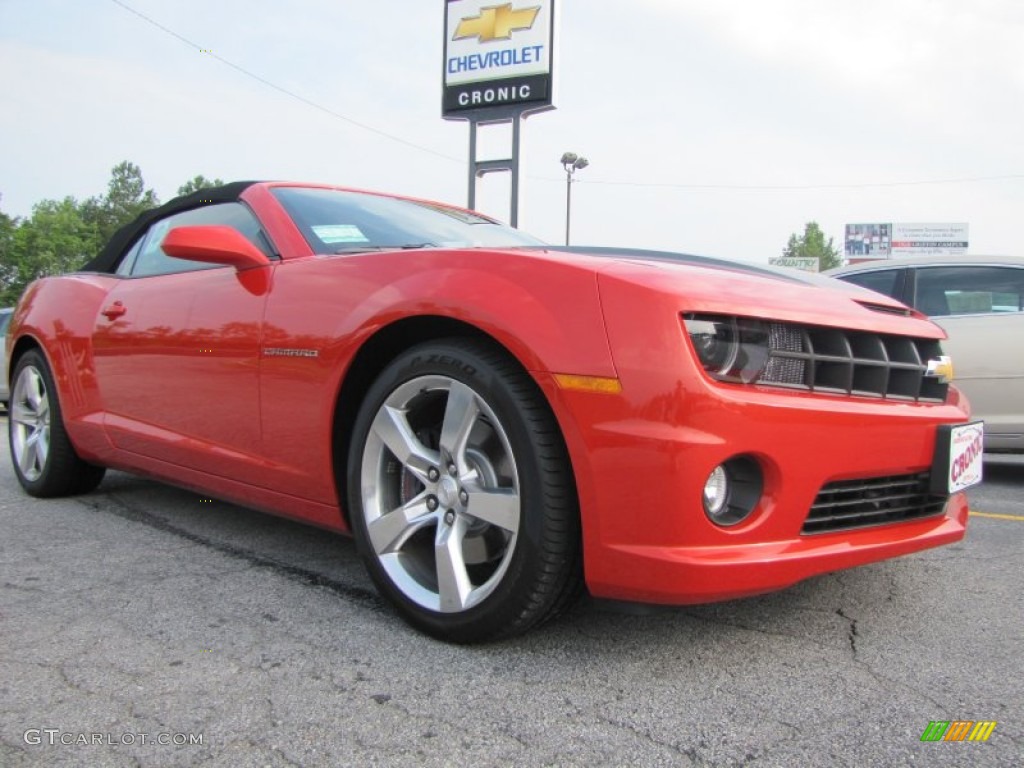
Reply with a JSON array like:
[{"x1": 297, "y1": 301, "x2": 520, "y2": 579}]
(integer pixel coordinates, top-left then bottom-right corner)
[{"x1": 553, "y1": 374, "x2": 623, "y2": 394}]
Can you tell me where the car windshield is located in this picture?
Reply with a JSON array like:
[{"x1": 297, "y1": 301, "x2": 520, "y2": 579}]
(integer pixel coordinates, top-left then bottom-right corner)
[{"x1": 271, "y1": 187, "x2": 545, "y2": 254}]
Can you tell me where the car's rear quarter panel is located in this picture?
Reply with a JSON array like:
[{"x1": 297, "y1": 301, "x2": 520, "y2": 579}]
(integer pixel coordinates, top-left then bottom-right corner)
[
  {"x1": 9, "y1": 274, "x2": 118, "y2": 462},
  {"x1": 934, "y1": 312, "x2": 1024, "y2": 451}
]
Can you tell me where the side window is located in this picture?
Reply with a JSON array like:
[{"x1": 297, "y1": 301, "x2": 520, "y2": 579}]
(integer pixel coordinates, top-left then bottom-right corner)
[
  {"x1": 0, "y1": 311, "x2": 12, "y2": 335},
  {"x1": 115, "y1": 236, "x2": 145, "y2": 276},
  {"x1": 128, "y1": 203, "x2": 273, "y2": 278},
  {"x1": 914, "y1": 266, "x2": 1024, "y2": 316},
  {"x1": 841, "y1": 269, "x2": 902, "y2": 300}
]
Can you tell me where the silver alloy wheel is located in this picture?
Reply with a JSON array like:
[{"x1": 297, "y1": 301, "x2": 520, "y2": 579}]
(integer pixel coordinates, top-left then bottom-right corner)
[
  {"x1": 10, "y1": 364, "x2": 51, "y2": 482},
  {"x1": 360, "y1": 375, "x2": 521, "y2": 613}
]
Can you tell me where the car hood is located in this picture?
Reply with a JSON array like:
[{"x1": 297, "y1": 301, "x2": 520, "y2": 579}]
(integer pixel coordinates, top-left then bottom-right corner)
[{"x1": 541, "y1": 246, "x2": 944, "y2": 339}]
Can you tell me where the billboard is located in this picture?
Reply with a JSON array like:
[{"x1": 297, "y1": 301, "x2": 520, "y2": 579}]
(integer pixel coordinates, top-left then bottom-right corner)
[
  {"x1": 845, "y1": 222, "x2": 969, "y2": 260},
  {"x1": 890, "y1": 222, "x2": 969, "y2": 257},
  {"x1": 844, "y1": 223, "x2": 891, "y2": 259},
  {"x1": 443, "y1": 1, "x2": 555, "y2": 117}
]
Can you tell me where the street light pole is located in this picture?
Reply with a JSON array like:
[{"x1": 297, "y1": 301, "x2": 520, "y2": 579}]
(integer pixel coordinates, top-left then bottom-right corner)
[
  {"x1": 560, "y1": 152, "x2": 589, "y2": 246},
  {"x1": 564, "y1": 166, "x2": 572, "y2": 246}
]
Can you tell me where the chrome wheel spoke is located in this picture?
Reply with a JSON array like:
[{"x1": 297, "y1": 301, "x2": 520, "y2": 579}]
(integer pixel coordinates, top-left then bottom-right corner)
[
  {"x1": 35, "y1": 430, "x2": 50, "y2": 473},
  {"x1": 10, "y1": 401, "x2": 36, "y2": 427},
  {"x1": 25, "y1": 370, "x2": 44, "y2": 411},
  {"x1": 19, "y1": 436, "x2": 39, "y2": 476},
  {"x1": 435, "y1": 518, "x2": 472, "y2": 612},
  {"x1": 371, "y1": 405, "x2": 439, "y2": 481},
  {"x1": 439, "y1": 380, "x2": 480, "y2": 468},
  {"x1": 11, "y1": 365, "x2": 51, "y2": 482},
  {"x1": 465, "y1": 486, "x2": 520, "y2": 534},
  {"x1": 367, "y1": 498, "x2": 435, "y2": 555}
]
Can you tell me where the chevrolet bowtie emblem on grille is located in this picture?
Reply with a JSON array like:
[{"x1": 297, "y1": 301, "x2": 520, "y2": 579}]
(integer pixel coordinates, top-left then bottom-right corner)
[
  {"x1": 926, "y1": 355, "x2": 954, "y2": 384},
  {"x1": 454, "y1": 3, "x2": 541, "y2": 42}
]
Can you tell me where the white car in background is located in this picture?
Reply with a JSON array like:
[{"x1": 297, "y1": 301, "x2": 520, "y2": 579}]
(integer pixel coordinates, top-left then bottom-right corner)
[
  {"x1": 829, "y1": 255, "x2": 1024, "y2": 453},
  {"x1": 1, "y1": 307, "x2": 14, "y2": 408}
]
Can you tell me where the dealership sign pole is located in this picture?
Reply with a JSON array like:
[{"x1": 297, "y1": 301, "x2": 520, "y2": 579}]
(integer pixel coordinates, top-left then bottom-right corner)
[{"x1": 443, "y1": 0, "x2": 557, "y2": 226}]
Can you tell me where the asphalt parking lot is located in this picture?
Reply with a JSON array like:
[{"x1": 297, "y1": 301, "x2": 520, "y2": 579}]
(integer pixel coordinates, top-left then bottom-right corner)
[{"x1": 0, "y1": 412, "x2": 1021, "y2": 767}]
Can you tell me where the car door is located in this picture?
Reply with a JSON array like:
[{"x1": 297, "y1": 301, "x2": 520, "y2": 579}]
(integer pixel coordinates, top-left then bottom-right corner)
[
  {"x1": 91, "y1": 202, "x2": 276, "y2": 483},
  {"x1": 910, "y1": 265, "x2": 1024, "y2": 450}
]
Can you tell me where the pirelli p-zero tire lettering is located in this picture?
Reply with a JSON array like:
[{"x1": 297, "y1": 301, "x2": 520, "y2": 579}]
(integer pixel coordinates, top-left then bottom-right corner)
[
  {"x1": 347, "y1": 338, "x2": 581, "y2": 643},
  {"x1": 9, "y1": 350, "x2": 106, "y2": 497}
]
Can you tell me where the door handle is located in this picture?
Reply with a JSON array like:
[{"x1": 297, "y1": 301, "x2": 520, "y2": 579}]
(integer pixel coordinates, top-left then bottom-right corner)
[{"x1": 101, "y1": 302, "x2": 127, "y2": 320}]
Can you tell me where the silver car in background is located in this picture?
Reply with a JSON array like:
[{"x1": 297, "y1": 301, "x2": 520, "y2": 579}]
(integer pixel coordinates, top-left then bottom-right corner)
[
  {"x1": 829, "y1": 255, "x2": 1024, "y2": 453},
  {"x1": 1, "y1": 307, "x2": 13, "y2": 408}
]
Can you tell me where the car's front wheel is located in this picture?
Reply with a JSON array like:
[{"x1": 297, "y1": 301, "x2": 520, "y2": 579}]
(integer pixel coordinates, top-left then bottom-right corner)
[
  {"x1": 9, "y1": 350, "x2": 106, "y2": 497},
  {"x1": 347, "y1": 339, "x2": 581, "y2": 642}
]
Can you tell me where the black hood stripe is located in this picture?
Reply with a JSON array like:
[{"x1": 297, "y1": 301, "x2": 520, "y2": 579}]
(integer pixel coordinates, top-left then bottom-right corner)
[{"x1": 544, "y1": 246, "x2": 810, "y2": 285}]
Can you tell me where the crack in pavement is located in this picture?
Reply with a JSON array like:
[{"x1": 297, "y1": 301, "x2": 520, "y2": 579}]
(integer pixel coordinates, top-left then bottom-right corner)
[
  {"x1": 680, "y1": 609, "x2": 846, "y2": 661},
  {"x1": 593, "y1": 712, "x2": 707, "y2": 765},
  {"x1": 835, "y1": 608, "x2": 858, "y2": 656},
  {"x1": 74, "y1": 493, "x2": 384, "y2": 612}
]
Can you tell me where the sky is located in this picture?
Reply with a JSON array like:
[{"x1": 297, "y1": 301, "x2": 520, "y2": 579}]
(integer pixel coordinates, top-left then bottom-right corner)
[{"x1": 1, "y1": 0, "x2": 1022, "y2": 263}]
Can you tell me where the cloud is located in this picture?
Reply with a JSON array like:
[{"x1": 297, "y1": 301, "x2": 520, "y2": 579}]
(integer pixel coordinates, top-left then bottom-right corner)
[{"x1": 2, "y1": 0, "x2": 1022, "y2": 259}]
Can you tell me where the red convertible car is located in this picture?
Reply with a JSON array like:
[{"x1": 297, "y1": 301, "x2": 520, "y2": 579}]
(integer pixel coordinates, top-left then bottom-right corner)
[{"x1": 5, "y1": 182, "x2": 983, "y2": 642}]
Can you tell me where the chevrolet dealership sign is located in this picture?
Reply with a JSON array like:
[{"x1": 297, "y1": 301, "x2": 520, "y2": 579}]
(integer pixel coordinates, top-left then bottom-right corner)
[{"x1": 443, "y1": 1, "x2": 555, "y2": 116}]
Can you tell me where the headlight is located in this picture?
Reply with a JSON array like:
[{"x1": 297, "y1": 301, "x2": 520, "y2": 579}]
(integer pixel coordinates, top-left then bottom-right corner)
[{"x1": 684, "y1": 314, "x2": 770, "y2": 383}]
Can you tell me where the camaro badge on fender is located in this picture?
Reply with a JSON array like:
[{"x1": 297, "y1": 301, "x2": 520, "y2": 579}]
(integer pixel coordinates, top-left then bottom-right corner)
[{"x1": 263, "y1": 348, "x2": 319, "y2": 358}]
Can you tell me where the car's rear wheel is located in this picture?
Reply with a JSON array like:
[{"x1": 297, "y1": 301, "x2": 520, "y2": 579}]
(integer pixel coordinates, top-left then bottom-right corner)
[
  {"x1": 347, "y1": 339, "x2": 581, "y2": 642},
  {"x1": 9, "y1": 350, "x2": 106, "y2": 497}
]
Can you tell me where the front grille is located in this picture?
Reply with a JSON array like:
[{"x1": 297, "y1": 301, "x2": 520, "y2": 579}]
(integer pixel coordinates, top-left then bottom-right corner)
[
  {"x1": 802, "y1": 472, "x2": 947, "y2": 534},
  {"x1": 760, "y1": 322, "x2": 948, "y2": 402}
]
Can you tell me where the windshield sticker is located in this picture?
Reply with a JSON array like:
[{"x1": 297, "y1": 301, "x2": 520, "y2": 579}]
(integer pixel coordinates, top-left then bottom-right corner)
[{"x1": 311, "y1": 224, "x2": 370, "y2": 244}]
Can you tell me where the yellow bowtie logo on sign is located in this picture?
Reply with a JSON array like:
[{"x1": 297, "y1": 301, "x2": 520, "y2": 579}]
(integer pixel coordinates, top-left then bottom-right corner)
[{"x1": 454, "y1": 4, "x2": 541, "y2": 43}]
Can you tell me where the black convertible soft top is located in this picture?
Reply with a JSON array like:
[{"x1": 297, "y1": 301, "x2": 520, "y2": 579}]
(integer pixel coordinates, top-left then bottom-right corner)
[{"x1": 80, "y1": 180, "x2": 259, "y2": 273}]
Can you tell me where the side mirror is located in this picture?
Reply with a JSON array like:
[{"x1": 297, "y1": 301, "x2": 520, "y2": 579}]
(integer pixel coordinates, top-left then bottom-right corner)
[{"x1": 161, "y1": 226, "x2": 270, "y2": 270}]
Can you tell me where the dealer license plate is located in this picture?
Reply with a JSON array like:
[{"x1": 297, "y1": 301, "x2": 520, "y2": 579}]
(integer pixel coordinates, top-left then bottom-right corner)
[{"x1": 931, "y1": 422, "x2": 984, "y2": 494}]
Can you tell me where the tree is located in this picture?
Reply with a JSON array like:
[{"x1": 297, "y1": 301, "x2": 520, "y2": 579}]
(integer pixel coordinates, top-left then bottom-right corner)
[
  {"x1": 0, "y1": 201, "x2": 21, "y2": 305},
  {"x1": 782, "y1": 221, "x2": 841, "y2": 272},
  {"x1": 1, "y1": 164, "x2": 220, "y2": 306},
  {"x1": 1, "y1": 197, "x2": 102, "y2": 305},
  {"x1": 177, "y1": 175, "x2": 225, "y2": 197},
  {"x1": 81, "y1": 161, "x2": 160, "y2": 246}
]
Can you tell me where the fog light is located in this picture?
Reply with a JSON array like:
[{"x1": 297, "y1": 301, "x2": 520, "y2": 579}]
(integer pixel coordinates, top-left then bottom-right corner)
[
  {"x1": 701, "y1": 456, "x2": 764, "y2": 527},
  {"x1": 703, "y1": 465, "x2": 730, "y2": 517}
]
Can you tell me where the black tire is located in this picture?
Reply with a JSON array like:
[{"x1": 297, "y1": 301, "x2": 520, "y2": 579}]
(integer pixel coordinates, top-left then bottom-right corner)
[
  {"x1": 347, "y1": 338, "x2": 581, "y2": 643},
  {"x1": 8, "y1": 349, "x2": 106, "y2": 497}
]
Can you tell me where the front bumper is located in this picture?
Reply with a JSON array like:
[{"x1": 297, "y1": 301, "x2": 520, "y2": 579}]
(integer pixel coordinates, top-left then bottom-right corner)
[
  {"x1": 539, "y1": 270, "x2": 974, "y2": 604},
  {"x1": 593, "y1": 494, "x2": 967, "y2": 603},
  {"x1": 548, "y1": 378, "x2": 972, "y2": 604}
]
